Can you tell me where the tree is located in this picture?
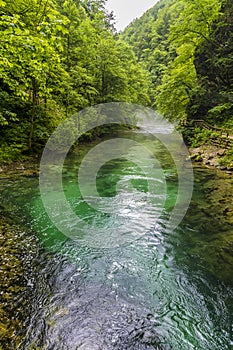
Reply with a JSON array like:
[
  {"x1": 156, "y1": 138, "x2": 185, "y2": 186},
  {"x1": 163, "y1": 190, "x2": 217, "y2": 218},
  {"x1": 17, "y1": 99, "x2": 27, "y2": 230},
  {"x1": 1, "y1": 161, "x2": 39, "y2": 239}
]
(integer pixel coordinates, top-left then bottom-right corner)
[
  {"x1": 189, "y1": 0, "x2": 233, "y2": 125},
  {"x1": 122, "y1": 0, "x2": 223, "y2": 122},
  {"x1": 0, "y1": 0, "x2": 151, "y2": 160},
  {"x1": 0, "y1": 0, "x2": 68, "y2": 149},
  {"x1": 156, "y1": 0, "x2": 222, "y2": 121}
]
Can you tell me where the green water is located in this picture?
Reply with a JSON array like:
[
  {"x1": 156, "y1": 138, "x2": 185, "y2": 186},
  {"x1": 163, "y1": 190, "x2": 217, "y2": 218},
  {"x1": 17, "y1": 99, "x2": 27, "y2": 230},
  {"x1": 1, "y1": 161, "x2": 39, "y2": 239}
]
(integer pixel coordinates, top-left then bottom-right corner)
[{"x1": 0, "y1": 131, "x2": 233, "y2": 349}]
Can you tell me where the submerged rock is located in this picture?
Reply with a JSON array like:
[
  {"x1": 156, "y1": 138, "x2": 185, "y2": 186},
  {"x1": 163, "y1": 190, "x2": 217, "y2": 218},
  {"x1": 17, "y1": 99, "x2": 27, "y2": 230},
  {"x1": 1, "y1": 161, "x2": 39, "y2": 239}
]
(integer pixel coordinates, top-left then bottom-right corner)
[
  {"x1": 180, "y1": 165, "x2": 233, "y2": 284},
  {"x1": 0, "y1": 218, "x2": 38, "y2": 349},
  {"x1": 24, "y1": 284, "x2": 167, "y2": 350},
  {"x1": 189, "y1": 146, "x2": 230, "y2": 169}
]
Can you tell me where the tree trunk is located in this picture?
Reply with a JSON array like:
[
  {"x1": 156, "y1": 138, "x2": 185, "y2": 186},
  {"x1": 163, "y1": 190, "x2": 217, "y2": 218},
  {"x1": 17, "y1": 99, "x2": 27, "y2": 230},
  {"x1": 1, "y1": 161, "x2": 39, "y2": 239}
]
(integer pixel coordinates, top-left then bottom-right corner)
[{"x1": 28, "y1": 79, "x2": 37, "y2": 150}]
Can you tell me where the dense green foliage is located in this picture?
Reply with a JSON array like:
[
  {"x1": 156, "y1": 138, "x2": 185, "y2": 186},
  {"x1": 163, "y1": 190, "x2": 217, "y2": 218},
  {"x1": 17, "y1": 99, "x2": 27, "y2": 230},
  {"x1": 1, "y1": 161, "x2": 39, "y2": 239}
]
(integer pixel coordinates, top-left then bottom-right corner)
[
  {"x1": 190, "y1": 0, "x2": 233, "y2": 127},
  {"x1": 122, "y1": 0, "x2": 233, "y2": 129},
  {"x1": 0, "y1": 0, "x2": 150, "y2": 161},
  {"x1": 1, "y1": 0, "x2": 233, "y2": 163}
]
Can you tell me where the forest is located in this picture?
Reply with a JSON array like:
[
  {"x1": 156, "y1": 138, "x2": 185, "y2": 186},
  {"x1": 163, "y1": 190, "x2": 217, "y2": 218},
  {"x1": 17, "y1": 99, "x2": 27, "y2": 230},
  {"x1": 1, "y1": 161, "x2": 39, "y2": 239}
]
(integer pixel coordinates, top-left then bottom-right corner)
[
  {"x1": 122, "y1": 0, "x2": 233, "y2": 164},
  {"x1": 0, "y1": 0, "x2": 150, "y2": 162},
  {"x1": 0, "y1": 0, "x2": 233, "y2": 162}
]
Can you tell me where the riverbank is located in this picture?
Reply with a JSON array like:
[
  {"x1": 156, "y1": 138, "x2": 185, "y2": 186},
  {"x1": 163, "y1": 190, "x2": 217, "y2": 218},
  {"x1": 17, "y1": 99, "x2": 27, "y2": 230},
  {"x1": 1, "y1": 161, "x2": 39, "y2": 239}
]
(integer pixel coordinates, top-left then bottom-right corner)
[
  {"x1": 189, "y1": 145, "x2": 233, "y2": 174},
  {"x1": 1, "y1": 145, "x2": 233, "y2": 176},
  {"x1": 0, "y1": 215, "x2": 38, "y2": 349},
  {"x1": 0, "y1": 156, "x2": 39, "y2": 175}
]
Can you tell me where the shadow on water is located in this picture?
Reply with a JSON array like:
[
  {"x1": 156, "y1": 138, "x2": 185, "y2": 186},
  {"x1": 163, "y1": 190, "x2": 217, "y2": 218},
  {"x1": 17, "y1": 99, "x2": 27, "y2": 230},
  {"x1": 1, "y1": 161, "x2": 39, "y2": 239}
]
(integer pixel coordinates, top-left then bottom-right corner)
[{"x1": 1, "y1": 133, "x2": 233, "y2": 349}]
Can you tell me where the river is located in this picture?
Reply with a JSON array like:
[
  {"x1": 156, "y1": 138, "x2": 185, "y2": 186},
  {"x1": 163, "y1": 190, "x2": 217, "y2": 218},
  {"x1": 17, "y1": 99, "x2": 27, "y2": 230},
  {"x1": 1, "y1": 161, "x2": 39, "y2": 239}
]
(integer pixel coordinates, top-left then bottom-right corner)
[{"x1": 0, "y1": 128, "x2": 233, "y2": 350}]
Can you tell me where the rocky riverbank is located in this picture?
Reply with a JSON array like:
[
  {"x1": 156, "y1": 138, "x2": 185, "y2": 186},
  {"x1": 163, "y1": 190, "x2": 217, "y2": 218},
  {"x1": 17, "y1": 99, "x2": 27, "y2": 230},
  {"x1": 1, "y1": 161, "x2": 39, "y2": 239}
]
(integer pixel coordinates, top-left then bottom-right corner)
[
  {"x1": 0, "y1": 157, "x2": 39, "y2": 175},
  {"x1": 0, "y1": 216, "x2": 38, "y2": 349},
  {"x1": 189, "y1": 145, "x2": 233, "y2": 174}
]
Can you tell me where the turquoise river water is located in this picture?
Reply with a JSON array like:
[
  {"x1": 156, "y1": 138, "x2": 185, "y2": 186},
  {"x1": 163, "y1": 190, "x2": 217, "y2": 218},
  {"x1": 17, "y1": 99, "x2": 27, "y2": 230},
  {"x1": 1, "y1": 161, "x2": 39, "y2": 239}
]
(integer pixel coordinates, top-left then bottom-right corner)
[{"x1": 0, "y1": 129, "x2": 233, "y2": 350}]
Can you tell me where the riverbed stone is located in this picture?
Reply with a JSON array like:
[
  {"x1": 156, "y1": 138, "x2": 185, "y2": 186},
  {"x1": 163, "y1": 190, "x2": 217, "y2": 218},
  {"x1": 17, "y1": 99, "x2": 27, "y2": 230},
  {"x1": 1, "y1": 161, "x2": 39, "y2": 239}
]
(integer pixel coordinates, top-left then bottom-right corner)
[{"x1": 180, "y1": 165, "x2": 233, "y2": 284}]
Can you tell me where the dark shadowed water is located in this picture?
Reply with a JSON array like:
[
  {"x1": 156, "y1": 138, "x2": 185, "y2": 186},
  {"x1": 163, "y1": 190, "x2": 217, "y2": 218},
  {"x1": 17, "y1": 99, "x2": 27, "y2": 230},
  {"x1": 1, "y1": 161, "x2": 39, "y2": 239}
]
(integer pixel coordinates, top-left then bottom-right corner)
[{"x1": 0, "y1": 130, "x2": 233, "y2": 350}]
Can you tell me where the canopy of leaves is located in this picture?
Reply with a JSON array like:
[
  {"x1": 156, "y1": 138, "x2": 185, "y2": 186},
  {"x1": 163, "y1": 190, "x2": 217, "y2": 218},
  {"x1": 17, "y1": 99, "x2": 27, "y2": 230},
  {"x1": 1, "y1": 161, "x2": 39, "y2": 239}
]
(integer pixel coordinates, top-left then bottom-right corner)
[
  {"x1": 0, "y1": 0, "x2": 150, "y2": 159},
  {"x1": 122, "y1": 0, "x2": 232, "y2": 125},
  {"x1": 189, "y1": 0, "x2": 233, "y2": 126}
]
